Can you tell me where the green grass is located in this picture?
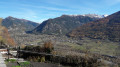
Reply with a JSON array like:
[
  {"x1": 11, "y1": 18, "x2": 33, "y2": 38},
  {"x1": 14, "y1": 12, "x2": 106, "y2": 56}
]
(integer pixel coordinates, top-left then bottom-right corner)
[
  {"x1": 61, "y1": 38, "x2": 119, "y2": 56},
  {"x1": 12, "y1": 65, "x2": 21, "y2": 67},
  {"x1": 5, "y1": 59, "x2": 16, "y2": 63},
  {"x1": 20, "y1": 61, "x2": 30, "y2": 66}
]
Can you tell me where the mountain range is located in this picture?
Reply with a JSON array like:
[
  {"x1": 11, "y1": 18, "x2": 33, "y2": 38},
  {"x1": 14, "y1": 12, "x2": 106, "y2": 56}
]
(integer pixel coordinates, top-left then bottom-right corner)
[
  {"x1": 32, "y1": 14, "x2": 100, "y2": 35},
  {"x1": 1, "y1": 12, "x2": 118, "y2": 46},
  {"x1": 2, "y1": 16, "x2": 39, "y2": 33},
  {"x1": 68, "y1": 11, "x2": 120, "y2": 42}
]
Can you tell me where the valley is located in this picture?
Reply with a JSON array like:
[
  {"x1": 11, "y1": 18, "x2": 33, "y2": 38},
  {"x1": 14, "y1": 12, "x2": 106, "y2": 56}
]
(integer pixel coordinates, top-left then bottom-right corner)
[
  {"x1": 10, "y1": 32, "x2": 120, "y2": 56},
  {"x1": 0, "y1": 12, "x2": 120, "y2": 67}
]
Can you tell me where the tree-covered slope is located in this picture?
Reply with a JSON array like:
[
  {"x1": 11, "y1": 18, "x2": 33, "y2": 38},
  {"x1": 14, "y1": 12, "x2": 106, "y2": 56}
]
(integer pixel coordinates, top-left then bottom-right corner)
[{"x1": 68, "y1": 11, "x2": 120, "y2": 42}]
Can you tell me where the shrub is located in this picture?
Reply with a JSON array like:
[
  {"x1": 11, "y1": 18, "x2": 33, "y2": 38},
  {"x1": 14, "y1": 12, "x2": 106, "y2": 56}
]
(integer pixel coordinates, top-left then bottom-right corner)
[
  {"x1": 50, "y1": 55, "x2": 98, "y2": 67},
  {"x1": 44, "y1": 41, "x2": 54, "y2": 53},
  {"x1": 40, "y1": 56, "x2": 45, "y2": 62}
]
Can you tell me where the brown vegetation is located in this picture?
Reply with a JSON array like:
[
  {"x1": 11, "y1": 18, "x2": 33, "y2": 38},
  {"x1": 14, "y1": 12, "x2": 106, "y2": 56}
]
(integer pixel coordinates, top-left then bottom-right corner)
[
  {"x1": 44, "y1": 41, "x2": 54, "y2": 53},
  {"x1": 68, "y1": 11, "x2": 120, "y2": 42},
  {"x1": 0, "y1": 18, "x2": 16, "y2": 46},
  {"x1": 23, "y1": 41, "x2": 54, "y2": 53}
]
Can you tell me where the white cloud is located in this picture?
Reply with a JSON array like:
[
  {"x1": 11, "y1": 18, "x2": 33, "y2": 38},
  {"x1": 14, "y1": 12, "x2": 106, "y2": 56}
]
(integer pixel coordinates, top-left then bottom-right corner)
[
  {"x1": 39, "y1": 19, "x2": 47, "y2": 23},
  {"x1": 21, "y1": 4, "x2": 69, "y2": 11}
]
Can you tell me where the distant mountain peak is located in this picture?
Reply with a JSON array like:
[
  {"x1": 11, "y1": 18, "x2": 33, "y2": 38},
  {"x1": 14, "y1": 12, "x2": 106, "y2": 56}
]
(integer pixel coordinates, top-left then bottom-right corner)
[
  {"x1": 6, "y1": 16, "x2": 30, "y2": 22},
  {"x1": 7, "y1": 16, "x2": 13, "y2": 18},
  {"x1": 62, "y1": 14, "x2": 81, "y2": 17},
  {"x1": 2, "y1": 16, "x2": 39, "y2": 32},
  {"x1": 102, "y1": 14, "x2": 108, "y2": 17},
  {"x1": 61, "y1": 14, "x2": 107, "y2": 18},
  {"x1": 82, "y1": 14, "x2": 109, "y2": 18}
]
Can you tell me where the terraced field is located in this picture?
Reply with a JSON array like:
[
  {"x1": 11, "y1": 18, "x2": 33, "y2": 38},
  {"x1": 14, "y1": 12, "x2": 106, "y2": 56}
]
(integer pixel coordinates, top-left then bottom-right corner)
[{"x1": 10, "y1": 33, "x2": 120, "y2": 56}]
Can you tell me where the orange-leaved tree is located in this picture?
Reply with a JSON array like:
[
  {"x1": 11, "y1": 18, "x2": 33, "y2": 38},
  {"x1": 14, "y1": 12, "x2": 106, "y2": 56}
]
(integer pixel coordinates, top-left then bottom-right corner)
[
  {"x1": 43, "y1": 41, "x2": 54, "y2": 53},
  {"x1": 0, "y1": 18, "x2": 16, "y2": 46}
]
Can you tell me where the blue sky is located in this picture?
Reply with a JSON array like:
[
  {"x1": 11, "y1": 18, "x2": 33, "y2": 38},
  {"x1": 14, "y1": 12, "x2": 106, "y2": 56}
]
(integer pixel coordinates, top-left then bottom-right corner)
[{"x1": 0, "y1": 0, "x2": 120, "y2": 23}]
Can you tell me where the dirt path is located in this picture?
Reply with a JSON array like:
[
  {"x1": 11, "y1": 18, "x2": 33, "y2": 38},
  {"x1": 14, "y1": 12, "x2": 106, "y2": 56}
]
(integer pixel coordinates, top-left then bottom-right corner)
[{"x1": 0, "y1": 53, "x2": 6, "y2": 67}]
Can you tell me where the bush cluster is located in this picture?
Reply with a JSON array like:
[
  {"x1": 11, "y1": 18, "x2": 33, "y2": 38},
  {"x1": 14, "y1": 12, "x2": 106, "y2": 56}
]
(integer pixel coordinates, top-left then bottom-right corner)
[
  {"x1": 23, "y1": 41, "x2": 54, "y2": 53},
  {"x1": 51, "y1": 55, "x2": 98, "y2": 67}
]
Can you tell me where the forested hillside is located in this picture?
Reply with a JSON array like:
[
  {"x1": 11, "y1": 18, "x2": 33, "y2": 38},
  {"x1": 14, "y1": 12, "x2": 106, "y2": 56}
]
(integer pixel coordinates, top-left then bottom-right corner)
[{"x1": 68, "y1": 11, "x2": 120, "y2": 42}]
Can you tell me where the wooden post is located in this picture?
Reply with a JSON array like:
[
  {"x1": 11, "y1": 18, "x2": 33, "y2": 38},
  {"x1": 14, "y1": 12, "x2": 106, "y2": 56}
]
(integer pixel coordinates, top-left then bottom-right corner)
[
  {"x1": 7, "y1": 45, "x2": 10, "y2": 60},
  {"x1": 17, "y1": 46, "x2": 20, "y2": 59}
]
